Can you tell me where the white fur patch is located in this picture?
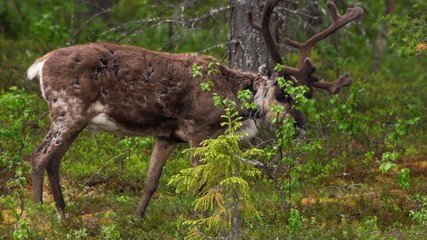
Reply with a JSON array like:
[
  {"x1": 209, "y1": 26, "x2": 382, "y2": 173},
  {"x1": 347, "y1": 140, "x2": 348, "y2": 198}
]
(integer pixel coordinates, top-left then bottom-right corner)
[
  {"x1": 89, "y1": 101, "x2": 105, "y2": 113},
  {"x1": 27, "y1": 60, "x2": 42, "y2": 80},
  {"x1": 90, "y1": 113, "x2": 121, "y2": 132},
  {"x1": 27, "y1": 59, "x2": 47, "y2": 100},
  {"x1": 238, "y1": 119, "x2": 258, "y2": 140}
]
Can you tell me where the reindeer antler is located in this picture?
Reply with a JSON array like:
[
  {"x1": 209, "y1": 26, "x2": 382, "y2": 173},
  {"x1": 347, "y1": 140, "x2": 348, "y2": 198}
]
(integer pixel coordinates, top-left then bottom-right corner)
[
  {"x1": 249, "y1": 0, "x2": 363, "y2": 96},
  {"x1": 248, "y1": 0, "x2": 282, "y2": 65}
]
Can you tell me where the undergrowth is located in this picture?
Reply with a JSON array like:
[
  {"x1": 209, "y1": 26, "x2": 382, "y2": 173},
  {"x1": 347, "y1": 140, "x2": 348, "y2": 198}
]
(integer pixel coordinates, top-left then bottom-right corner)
[{"x1": 1, "y1": 57, "x2": 426, "y2": 238}]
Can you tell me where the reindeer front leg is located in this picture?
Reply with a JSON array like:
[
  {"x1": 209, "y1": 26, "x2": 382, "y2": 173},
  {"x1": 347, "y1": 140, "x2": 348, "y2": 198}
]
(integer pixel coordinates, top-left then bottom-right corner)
[{"x1": 135, "y1": 138, "x2": 177, "y2": 217}]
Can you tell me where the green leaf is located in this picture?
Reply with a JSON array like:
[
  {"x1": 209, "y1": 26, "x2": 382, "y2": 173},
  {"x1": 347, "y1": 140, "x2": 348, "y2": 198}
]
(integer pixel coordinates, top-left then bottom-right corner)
[
  {"x1": 200, "y1": 81, "x2": 214, "y2": 91},
  {"x1": 396, "y1": 168, "x2": 411, "y2": 190},
  {"x1": 192, "y1": 64, "x2": 204, "y2": 77},
  {"x1": 379, "y1": 162, "x2": 398, "y2": 174}
]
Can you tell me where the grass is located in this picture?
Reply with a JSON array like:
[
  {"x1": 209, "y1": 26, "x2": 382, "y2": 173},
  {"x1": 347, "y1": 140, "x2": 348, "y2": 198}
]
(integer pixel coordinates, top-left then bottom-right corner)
[{"x1": 2, "y1": 130, "x2": 426, "y2": 239}]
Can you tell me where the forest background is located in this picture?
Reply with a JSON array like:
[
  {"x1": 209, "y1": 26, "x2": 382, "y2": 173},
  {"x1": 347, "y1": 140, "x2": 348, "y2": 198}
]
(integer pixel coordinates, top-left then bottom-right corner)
[{"x1": 0, "y1": 0, "x2": 426, "y2": 239}]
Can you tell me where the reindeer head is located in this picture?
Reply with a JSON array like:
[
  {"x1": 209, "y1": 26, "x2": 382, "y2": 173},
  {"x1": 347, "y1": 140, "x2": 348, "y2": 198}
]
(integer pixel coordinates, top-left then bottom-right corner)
[
  {"x1": 246, "y1": 0, "x2": 363, "y2": 132},
  {"x1": 249, "y1": 64, "x2": 304, "y2": 135}
]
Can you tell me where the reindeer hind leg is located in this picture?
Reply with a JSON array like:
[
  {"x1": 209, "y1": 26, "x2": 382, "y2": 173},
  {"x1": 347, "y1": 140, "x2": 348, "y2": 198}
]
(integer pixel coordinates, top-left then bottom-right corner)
[{"x1": 32, "y1": 120, "x2": 85, "y2": 213}]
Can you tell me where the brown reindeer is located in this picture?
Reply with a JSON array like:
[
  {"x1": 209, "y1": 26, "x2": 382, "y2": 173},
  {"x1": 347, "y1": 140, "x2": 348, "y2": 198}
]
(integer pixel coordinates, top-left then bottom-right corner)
[{"x1": 27, "y1": 0, "x2": 362, "y2": 218}]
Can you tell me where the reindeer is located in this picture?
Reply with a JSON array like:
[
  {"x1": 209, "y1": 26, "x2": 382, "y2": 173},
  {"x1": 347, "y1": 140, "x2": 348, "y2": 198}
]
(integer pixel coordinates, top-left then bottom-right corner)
[{"x1": 27, "y1": 0, "x2": 362, "y2": 218}]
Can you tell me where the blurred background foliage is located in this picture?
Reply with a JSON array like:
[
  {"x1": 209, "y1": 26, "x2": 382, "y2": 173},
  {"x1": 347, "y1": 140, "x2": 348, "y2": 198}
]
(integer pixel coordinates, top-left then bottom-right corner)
[{"x1": 0, "y1": 0, "x2": 426, "y2": 239}]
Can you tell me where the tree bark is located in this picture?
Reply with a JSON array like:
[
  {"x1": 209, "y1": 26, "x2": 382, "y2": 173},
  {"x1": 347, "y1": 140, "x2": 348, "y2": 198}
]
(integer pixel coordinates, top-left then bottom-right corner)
[
  {"x1": 373, "y1": 0, "x2": 394, "y2": 72},
  {"x1": 228, "y1": 0, "x2": 270, "y2": 72}
]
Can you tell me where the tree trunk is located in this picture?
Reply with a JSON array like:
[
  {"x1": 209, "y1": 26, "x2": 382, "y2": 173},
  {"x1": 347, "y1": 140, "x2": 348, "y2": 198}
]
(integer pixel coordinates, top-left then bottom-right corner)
[
  {"x1": 231, "y1": 189, "x2": 240, "y2": 240},
  {"x1": 373, "y1": 0, "x2": 394, "y2": 72},
  {"x1": 228, "y1": 0, "x2": 270, "y2": 72},
  {"x1": 228, "y1": 0, "x2": 296, "y2": 72}
]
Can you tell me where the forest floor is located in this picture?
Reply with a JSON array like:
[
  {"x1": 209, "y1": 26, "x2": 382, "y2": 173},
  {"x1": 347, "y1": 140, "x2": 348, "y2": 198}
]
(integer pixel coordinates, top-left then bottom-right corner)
[{"x1": 1, "y1": 133, "x2": 427, "y2": 239}]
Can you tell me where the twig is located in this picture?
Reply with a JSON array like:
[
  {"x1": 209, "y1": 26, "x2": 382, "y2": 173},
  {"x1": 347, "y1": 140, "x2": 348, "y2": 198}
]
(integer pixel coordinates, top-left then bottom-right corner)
[
  {"x1": 102, "y1": 6, "x2": 231, "y2": 41},
  {"x1": 234, "y1": 155, "x2": 265, "y2": 167},
  {"x1": 69, "y1": 8, "x2": 112, "y2": 45},
  {"x1": 81, "y1": 152, "x2": 126, "y2": 188}
]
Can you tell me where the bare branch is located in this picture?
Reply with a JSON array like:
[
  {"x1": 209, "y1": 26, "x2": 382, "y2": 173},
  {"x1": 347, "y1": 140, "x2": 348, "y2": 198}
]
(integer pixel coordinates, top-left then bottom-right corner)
[
  {"x1": 69, "y1": 8, "x2": 112, "y2": 45},
  {"x1": 102, "y1": 5, "x2": 231, "y2": 42},
  {"x1": 234, "y1": 155, "x2": 265, "y2": 168}
]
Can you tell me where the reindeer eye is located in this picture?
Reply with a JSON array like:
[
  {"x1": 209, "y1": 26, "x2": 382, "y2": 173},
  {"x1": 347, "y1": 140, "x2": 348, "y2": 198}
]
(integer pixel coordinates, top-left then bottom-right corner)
[{"x1": 275, "y1": 89, "x2": 290, "y2": 102}]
